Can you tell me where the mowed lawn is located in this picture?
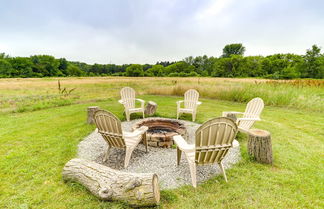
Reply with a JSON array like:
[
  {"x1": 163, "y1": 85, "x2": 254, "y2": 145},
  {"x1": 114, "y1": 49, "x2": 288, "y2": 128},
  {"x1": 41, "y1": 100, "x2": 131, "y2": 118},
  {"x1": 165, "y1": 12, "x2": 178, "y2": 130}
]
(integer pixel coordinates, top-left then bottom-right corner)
[{"x1": 0, "y1": 95, "x2": 323, "y2": 208}]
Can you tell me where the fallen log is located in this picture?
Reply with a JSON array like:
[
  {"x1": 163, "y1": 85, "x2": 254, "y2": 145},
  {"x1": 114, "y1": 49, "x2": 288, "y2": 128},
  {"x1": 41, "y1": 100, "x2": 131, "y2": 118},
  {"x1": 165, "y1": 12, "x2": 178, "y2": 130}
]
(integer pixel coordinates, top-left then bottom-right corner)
[{"x1": 62, "y1": 158, "x2": 160, "y2": 207}]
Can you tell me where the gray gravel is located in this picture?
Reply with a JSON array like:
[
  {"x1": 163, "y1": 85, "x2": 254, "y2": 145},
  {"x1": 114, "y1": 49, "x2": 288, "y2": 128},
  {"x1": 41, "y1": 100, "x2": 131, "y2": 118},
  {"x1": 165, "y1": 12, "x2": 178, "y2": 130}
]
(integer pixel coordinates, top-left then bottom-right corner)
[{"x1": 78, "y1": 118, "x2": 241, "y2": 189}]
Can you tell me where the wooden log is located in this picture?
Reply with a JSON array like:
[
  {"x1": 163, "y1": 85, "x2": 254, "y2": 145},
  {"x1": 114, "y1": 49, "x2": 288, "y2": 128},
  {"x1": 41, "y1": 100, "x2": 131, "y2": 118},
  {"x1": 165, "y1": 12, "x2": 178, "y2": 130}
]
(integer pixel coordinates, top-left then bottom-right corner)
[
  {"x1": 248, "y1": 129, "x2": 273, "y2": 164},
  {"x1": 87, "y1": 106, "x2": 99, "y2": 124},
  {"x1": 144, "y1": 101, "x2": 157, "y2": 116},
  {"x1": 63, "y1": 158, "x2": 160, "y2": 207}
]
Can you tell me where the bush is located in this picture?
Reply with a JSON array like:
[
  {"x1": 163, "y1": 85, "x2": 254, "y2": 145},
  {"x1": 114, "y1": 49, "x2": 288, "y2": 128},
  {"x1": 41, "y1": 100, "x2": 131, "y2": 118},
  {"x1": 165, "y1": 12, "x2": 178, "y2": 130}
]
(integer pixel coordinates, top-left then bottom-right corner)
[{"x1": 126, "y1": 64, "x2": 144, "y2": 77}]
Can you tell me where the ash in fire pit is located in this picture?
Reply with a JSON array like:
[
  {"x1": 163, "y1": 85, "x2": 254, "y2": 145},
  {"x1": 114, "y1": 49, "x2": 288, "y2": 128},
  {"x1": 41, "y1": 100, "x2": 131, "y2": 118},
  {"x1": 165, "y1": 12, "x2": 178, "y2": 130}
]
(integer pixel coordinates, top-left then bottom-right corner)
[{"x1": 133, "y1": 118, "x2": 188, "y2": 148}]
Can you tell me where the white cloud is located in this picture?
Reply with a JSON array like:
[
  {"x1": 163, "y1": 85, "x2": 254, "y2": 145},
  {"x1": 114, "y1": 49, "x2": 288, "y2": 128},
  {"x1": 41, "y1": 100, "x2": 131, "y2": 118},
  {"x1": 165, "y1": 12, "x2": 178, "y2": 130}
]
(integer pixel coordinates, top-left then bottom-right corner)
[{"x1": 195, "y1": 0, "x2": 234, "y2": 20}]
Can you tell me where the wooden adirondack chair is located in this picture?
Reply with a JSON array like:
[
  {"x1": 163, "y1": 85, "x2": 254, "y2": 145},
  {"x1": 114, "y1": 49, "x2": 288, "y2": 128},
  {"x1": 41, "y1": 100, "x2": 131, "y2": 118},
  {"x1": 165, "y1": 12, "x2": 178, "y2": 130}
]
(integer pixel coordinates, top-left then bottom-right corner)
[
  {"x1": 173, "y1": 117, "x2": 238, "y2": 187},
  {"x1": 119, "y1": 87, "x2": 145, "y2": 121},
  {"x1": 222, "y1": 97, "x2": 264, "y2": 133},
  {"x1": 177, "y1": 89, "x2": 202, "y2": 122},
  {"x1": 94, "y1": 109, "x2": 148, "y2": 168}
]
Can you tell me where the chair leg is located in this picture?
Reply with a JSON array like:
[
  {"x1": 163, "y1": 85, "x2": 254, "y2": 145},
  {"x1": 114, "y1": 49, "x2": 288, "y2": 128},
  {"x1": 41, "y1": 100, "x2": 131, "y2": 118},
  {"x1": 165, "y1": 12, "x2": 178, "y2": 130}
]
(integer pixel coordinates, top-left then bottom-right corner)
[
  {"x1": 218, "y1": 162, "x2": 228, "y2": 182},
  {"x1": 143, "y1": 133, "x2": 148, "y2": 153},
  {"x1": 103, "y1": 146, "x2": 110, "y2": 162},
  {"x1": 188, "y1": 162, "x2": 197, "y2": 187},
  {"x1": 124, "y1": 147, "x2": 134, "y2": 168},
  {"x1": 192, "y1": 112, "x2": 196, "y2": 122},
  {"x1": 176, "y1": 111, "x2": 179, "y2": 119},
  {"x1": 177, "y1": 147, "x2": 182, "y2": 166},
  {"x1": 126, "y1": 111, "x2": 130, "y2": 121},
  {"x1": 142, "y1": 110, "x2": 145, "y2": 119}
]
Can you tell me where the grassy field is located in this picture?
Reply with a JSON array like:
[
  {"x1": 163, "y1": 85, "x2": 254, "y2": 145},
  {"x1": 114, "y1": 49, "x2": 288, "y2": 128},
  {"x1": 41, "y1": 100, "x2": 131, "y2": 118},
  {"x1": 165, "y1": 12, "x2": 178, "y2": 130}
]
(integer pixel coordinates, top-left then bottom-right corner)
[
  {"x1": 0, "y1": 77, "x2": 323, "y2": 113},
  {"x1": 0, "y1": 77, "x2": 323, "y2": 208}
]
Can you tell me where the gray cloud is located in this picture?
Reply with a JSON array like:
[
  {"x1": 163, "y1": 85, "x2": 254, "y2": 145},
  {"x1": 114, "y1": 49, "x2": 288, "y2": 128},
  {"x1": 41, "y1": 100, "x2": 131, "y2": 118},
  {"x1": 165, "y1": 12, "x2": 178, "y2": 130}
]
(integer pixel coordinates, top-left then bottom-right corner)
[{"x1": 0, "y1": 0, "x2": 323, "y2": 64}]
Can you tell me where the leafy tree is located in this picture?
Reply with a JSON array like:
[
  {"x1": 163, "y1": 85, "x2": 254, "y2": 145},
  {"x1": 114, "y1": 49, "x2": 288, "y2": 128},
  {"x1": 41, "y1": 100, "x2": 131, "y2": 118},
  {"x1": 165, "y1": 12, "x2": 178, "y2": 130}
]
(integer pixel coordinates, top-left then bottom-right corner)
[
  {"x1": 211, "y1": 57, "x2": 232, "y2": 77},
  {"x1": 242, "y1": 56, "x2": 264, "y2": 77},
  {"x1": 300, "y1": 45, "x2": 324, "y2": 78},
  {"x1": 165, "y1": 61, "x2": 195, "y2": 75},
  {"x1": 184, "y1": 56, "x2": 194, "y2": 65},
  {"x1": 0, "y1": 52, "x2": 10, "y2": 59},
  {"x1": 67, "y1": 64, "x2": 84, "y2": 76},
  {"x1": 281, "y1": 66, "x2": 301, "y2": 79},
  {"x1": 146, "y1": 64, "x2": 165, "y2": 76},
  {"x1": 193, "y1": 55, "x2": 215, "y2": 76},
  {"x1": 30, "y1": 55, "x2": 60, "y2": 77},
  {"x1": 222, "y1": 43, "x2": 246, "y2": 58},
  {"x1": 126, "y1": 64, "x2": 144, "y2": 77},
  {"x1": 156, "y1": 61, "x2": 175, "y2": 67},
  {"x1": 9, "y1": 57, "x2": 34, "y2": 77},
  {"x1": 0, "y1": 59, "x2": 13, "y2": 77},
  {"x1": 0, "y1": 44, "x2": 323, "y2": 79},
  {"x1": 58, "y1": 58, "x2": 68, "y2": 76}
]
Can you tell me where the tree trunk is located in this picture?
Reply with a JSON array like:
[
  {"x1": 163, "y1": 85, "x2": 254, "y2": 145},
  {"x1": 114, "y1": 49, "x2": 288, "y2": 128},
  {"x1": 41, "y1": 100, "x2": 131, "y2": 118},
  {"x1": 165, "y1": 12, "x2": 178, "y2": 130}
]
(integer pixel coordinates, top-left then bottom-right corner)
[
  {"x1": 248, "y1": 129, "x2": 273, "y2": 164},
  {"x1": 87, "y1": 106, "x2": 99, "y2": 124},
  {"x1": 144, "y1": 101, "x2": 157, "y2": 116},
  {"x1": 62, "y1": 158, "x2": 160, "y2": 207}
]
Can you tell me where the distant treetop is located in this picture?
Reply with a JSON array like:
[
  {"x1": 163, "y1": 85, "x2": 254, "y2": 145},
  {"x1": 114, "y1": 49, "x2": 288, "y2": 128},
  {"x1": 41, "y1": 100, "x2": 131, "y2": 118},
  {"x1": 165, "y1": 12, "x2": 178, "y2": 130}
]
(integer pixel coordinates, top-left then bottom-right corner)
[{"x1": 222, "y1": 43, "x2": 246, "y2": 58}]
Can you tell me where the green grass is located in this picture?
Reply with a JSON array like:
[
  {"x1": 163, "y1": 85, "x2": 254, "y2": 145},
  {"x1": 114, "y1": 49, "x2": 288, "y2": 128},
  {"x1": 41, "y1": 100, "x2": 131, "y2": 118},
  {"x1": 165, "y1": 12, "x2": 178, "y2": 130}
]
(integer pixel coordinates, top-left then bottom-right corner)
[{"x1": 0, "y1": 95, "x2": 323, "y2": 208}]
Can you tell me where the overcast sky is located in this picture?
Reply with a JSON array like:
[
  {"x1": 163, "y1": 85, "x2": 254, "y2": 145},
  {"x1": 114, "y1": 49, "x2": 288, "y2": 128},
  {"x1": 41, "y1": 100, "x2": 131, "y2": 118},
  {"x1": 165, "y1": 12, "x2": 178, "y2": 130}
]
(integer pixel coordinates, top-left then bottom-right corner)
[{"x1": 0, "y1": 0, "x2": 323, "y2": 64}]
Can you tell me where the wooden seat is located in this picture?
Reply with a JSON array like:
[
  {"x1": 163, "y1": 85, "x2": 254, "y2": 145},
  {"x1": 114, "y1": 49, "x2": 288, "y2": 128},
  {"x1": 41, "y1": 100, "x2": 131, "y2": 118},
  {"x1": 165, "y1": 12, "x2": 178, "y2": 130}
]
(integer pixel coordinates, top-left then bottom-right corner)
[
  {"x1": 94, "y1": 109, "x2": 148, "y2": 168},
  {"x1": 176, "y1": 89, "x2": 202, "y2": 122},
  {"x1": 119, "y1": 87, "x2": 145, "y2": 121},
  {"x1": 173, "y1": 117, "x2": 238, "y2": 187},
  {"x1": 222, "y1": 97, "x2": 264, "y2": 133}
]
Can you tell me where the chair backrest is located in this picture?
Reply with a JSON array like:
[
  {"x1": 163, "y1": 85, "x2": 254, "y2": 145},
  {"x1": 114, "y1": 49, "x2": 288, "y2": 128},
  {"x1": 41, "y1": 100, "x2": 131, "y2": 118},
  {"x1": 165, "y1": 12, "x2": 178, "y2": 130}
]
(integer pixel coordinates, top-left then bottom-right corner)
[
  {"x1": 240, "y1": 97, "x2": 264, "y2": 130},
  {"x1": 195, "y1": 117, "x2": 237, "y2": 165},
  {"x1": 94, "y1": 110, "x2": 125, "y2": 148},
  {"x1": 184, "y1": 89, "x2": 199, "y2": 109},
  {"x1": 120, "y1": 87, "x2": 136, "y2": 109}
]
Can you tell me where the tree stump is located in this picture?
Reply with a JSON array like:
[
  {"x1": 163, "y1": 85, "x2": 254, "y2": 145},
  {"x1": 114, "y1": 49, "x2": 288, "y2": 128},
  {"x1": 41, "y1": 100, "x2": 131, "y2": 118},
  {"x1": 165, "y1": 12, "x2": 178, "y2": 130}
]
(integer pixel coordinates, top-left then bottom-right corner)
[
  {"x1": 144, "y1": 101, "x2": 157, "y2": 116},
  {"x1": 248, "y1": 129, "x2": 273, "y2": 164},
  {"x1": 223, "y1": 112, "x2": 237, "y2": 122},
  {"x1": 63, "y1": 158, "x2": 160, "y2": 207},
  {"x1": 87, "y1": 106, "x2": 99, "y2": 124}
]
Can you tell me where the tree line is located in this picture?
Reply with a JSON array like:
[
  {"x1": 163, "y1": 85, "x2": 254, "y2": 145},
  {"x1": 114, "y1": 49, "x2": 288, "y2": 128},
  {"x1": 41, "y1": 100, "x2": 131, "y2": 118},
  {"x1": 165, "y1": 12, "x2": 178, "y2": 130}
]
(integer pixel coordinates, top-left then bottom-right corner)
[{"x1": 0, "y1": 44, "x2": 323, "y2": 79}]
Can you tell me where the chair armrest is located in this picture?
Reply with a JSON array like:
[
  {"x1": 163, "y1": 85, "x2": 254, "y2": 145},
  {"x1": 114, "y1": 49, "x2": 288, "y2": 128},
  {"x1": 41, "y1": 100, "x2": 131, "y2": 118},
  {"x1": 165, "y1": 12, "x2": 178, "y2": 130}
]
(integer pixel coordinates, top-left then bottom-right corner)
[
  {"x1": 237, "y1": 117, "x2": 261, "y2": 121},
  {"x1": 118, "y1": 99, "x2": 125, "y2": 104},
  {"x1": 136, "y1": 98, "x2": 145, "y2": 108},
  {"x1": 197, "y1": 101, "x2": 202, "y2": 105},
  {"x1": 123, "y1": 126, "x2": 148, "y2": 138},
  {"x1": 136, "y1": 98, "x2": 145, "y2": 103},
  {"x1": 173, "y1": 135, "x2": 195, "y2": 152},
  {"x1": 176, "y1": 100, "x2": 183, "y2": 109}
]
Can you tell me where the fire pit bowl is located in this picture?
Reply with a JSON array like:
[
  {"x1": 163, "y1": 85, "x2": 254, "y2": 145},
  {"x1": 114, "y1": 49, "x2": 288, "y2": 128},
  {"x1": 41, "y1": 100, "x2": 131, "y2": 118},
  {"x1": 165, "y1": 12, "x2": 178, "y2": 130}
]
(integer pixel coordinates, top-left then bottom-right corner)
[{"x1": 132, "y1": 118, "x2": 188, "y2": 148}]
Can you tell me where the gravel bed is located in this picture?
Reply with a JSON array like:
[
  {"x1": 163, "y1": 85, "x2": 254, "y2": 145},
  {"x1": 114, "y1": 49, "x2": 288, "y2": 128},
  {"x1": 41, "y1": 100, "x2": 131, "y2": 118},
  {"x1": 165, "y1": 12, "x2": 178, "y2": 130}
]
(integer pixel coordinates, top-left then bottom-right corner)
[{"x1": 78, "y1": 118, "x2": 241, "y2": 189}]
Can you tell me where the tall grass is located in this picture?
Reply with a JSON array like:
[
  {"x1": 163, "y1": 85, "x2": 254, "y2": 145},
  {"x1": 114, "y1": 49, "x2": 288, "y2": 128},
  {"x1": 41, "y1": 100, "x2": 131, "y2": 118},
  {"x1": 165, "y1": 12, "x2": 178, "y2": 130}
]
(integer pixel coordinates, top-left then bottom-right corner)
[
  {"x1": 0, "y1": 77, "x2": 323, "y2": 113},
  {"x1": 147, "y1": 80, "x2": 323, "y2": 111}
]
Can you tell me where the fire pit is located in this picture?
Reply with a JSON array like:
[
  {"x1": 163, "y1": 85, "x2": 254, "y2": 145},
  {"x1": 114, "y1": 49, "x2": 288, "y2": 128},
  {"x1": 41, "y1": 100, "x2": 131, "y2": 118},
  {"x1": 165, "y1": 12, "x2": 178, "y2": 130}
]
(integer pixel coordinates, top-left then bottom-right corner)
[{"x1": 133, "y1": 118, "x2": 188, "y2": 148}]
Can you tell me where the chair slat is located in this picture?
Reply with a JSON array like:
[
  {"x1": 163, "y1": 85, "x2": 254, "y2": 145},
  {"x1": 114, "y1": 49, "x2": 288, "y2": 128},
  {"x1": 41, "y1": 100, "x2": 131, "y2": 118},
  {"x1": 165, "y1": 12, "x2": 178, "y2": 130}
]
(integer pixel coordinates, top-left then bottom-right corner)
[
  {"x1": 195, "y1": 117, "x2": 238, "y2": 165},
  {"x1": 94, "y1": 110, "x2": 125, "y2": 148}
]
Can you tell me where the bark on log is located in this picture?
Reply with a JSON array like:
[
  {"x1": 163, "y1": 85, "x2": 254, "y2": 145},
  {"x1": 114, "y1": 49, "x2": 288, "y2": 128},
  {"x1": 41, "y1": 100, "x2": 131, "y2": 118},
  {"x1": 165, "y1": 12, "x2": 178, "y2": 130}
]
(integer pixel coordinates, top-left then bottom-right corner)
[
  {"x1": 62, "y1": 158, "x2": 160, "y2": 207},
  {"x1": 144, "y1": 101, "x2": 157, "y2": 116},
  {"x1": 248, "y1": 129, "x2": 273, "y2": 164},
  {"x1": 223, "y1": 113, "x2": 237, "y2": 122},
  {"x1": 87, "y1": 106, "x2": 100, "y2": 124}
]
